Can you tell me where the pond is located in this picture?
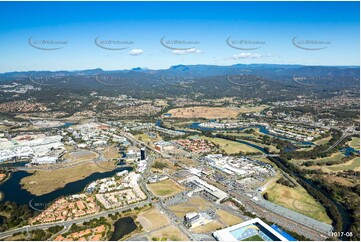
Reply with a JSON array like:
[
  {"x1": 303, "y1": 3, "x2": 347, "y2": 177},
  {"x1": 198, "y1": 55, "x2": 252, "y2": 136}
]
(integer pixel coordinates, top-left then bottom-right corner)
[{"x1": 110, "y1": 217, "x2": 137, "y2": 241}]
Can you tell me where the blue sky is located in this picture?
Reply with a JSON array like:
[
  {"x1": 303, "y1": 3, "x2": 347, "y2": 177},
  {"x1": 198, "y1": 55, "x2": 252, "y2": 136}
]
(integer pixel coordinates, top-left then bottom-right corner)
[{"x1": 0, "y1": 1, "x2": 359, "y2": 72}]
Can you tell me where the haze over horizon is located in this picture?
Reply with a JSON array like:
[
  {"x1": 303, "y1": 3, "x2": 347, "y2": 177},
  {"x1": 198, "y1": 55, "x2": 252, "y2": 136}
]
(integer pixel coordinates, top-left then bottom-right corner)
[{"x1": 1, "y1": 62, "x2": 360, "y2": 75}]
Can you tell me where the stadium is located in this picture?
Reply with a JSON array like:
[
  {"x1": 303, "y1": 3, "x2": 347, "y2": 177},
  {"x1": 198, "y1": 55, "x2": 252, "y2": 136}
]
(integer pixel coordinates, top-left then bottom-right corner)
[{"x1": 212, "y1": 218, "x2": 289, "y2": 241}]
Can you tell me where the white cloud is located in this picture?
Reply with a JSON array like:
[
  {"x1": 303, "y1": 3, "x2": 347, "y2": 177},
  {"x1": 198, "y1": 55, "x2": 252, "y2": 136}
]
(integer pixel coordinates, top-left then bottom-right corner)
[
  {"x1": 172, "y1": 48, "x2": 202, "y2": 55},
  {"x1": 129, "y1": 49, "x2": 144, "y2": 56},
  {"x1": 231, "y1": 52, "x2": 263, "y2": 59}
]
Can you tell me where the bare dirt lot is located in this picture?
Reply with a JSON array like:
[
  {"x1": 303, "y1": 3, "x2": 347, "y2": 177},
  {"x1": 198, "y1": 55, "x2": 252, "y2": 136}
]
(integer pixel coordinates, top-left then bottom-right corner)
[{"x1": 165, "y1": 105, "x2": 267, "y2": 119}]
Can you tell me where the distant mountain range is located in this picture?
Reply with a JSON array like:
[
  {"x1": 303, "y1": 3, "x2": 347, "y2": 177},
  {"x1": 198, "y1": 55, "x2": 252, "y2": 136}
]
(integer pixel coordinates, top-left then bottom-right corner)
[{"x1": 0, "y1": 64, "x2": 359, "y2": 101}]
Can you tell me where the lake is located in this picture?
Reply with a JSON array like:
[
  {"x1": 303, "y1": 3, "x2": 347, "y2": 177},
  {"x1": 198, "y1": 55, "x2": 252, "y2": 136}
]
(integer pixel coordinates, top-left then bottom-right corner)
[{"x1": 0, "y1": 167, "x2": 132, "y2": 211}]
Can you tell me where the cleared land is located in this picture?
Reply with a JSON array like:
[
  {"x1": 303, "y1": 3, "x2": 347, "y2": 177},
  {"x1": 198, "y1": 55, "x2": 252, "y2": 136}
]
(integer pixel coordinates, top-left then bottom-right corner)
[
  {"x1": 147, "y1": 179, "x2": 184, "y2": 197},
  {"x1": 169, "y1": 196, "x2": 213, "y2": 218},
  {"x1": 266, "y1": 183, "x2": 332, "y2": 224},
  {"x1": 20, "y1": 161, "x2": 115, "y2": 195},
  {"x1": 166, "y1": 105, "x2": 267, "y2": 119},
  {"x1": 188, "y1": 196, "x2": 213, "y2": 210},
  {"x1": 149, "y1": 225, "x2": 188, "y2": 241},
  {"x1": 62, "y1": 150, "x2": 97, "y2": 162},
  {"x1": 168, "y1": 204, "x2": 198, "y2": 218},
  {"x1": 190, "y1": 220, "x2": 223, "y2": 233},
  {"x1": 102, "y1": 146, "x2": 120, "y2": 159},
  {"x1": 136, "y1": 207, "x2": 170, "y2": 231},
  {"x1": 216, "y1": 209, "x2": 244, "y2": 226},
  {"x1": 201, "y1": 136, "x2": 261, "y2": 154}
]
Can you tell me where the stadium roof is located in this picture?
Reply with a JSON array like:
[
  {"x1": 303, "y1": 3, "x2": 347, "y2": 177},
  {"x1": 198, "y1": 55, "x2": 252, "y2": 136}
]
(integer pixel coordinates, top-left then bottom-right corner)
[{"x1": 213, "y1": 218, "x2": 289, "y2": 241}]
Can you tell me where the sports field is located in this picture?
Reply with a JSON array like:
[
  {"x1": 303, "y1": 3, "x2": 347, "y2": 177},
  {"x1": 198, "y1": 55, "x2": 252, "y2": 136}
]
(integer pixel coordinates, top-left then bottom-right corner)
[
  {"x1": 243, "y1": 234, "x2": 264, "y2": 241},
  {"x1": 147, "y1": 179, "x2": 184, "y2": 197}
]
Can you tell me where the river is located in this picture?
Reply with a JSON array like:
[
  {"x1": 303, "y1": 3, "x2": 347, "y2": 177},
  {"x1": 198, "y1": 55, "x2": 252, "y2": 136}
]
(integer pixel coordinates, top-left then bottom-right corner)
[{"x1": 270, "y1": 156, "x2": 351, "y2": 239}]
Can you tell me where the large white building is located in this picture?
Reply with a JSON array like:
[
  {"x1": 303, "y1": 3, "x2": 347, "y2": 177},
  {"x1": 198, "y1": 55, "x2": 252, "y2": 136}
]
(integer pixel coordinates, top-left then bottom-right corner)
[
  {"x1": 182, "y1": 175, "x2": 228, "y2": 203},
  {"x1": 0, "y1": 134, "x2": 64, "y2": 163}
]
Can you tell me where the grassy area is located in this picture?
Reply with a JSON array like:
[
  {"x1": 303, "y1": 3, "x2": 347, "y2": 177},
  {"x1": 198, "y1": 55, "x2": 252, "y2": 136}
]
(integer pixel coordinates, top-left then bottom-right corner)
[
  {"x1": 134, "y1": 133, "x2": 162, "y2": 147},
  {"x1": 149, "y1": 225, "x2": 189, "y2": 241},
  {"x1": 216, "y1": 209, "x2": 243, "y2": 226},
  {"x1": 150, "y1": 158, "x2": 179, "y2": 174},
  {"x1": 176, "y1": 158, "x2": 199, "y2": 167},
  {"x1": 328, "y1": 157, "x2": 360, "y2": 172},
  {"x1": 321, "y1": 174, "x2": 357, "y2": 187},
  {"x1": 62, "y1": 150, "x2": 98, "y2": 162},
  {"x1": 243, "y1": 234, "x2": 264, "y2": 241},
  {"x1": 292, "y1": 152, "x2": 345, "y2": 165},
  {"x1": 314, "y1": 136, "x2": 332, "y2": 145},
  {"x1": 168, "y1": 196, "x2": 212, "y2": 218},
  {"x1": 102, "y1": 146, "x2": 120, "y2": 159},
  {"x1": 168, "y1": 204, "x2": 198, "y2": 218},
  {"x1": 20, "y1": 161, "x2": 116, "y2": 196},
  {"x1": 188, "y1": 196, "x2": 213, "y2": 210},
  {"x1": 201, "y1": 136, "x2": 261, "y2": 154},
  {"x1": 147, "y1": 179, "x2": 184, "y2": 197},
  {"x1": 136, "y1": 207, "x2": 169, "y2": 231},
  {"x1": 266, "y1": 183, "x2": 332, "y2": 224},
  {"x1": 348, "y1": 137, "x2": 360, "y2": 150},
  {"x1": 190, "y1": 221, "x2": 223, "y2": 233}
]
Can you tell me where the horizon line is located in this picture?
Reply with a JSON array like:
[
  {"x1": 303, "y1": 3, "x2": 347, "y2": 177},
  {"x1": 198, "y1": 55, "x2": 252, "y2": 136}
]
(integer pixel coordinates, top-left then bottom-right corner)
[{"x1": 1, "y1": 63, "x2": 360, "y2": 74}]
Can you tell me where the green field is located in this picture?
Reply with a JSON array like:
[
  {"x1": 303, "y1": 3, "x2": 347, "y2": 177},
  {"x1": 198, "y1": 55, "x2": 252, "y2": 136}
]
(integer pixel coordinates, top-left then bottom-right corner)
[
  {"x1": 348, "y1": 137, "x2": 360, "y2": 150},
  {"x1": 328, "y1": 157, "x2": 360, "y2": 171},
  {"x1": 201, "y1": 136, "x2": 261, "y2": 154},
  {"x1": 314, "y1": 136, "x2": 332, "y2": 145},
  {"x1": 243, "y1": 235, "x2": 264, "y2": 241},
  {"x1": 266, "y1": 183, "x2": 332, "y2": 224},
  {"x1": 147, "y1": 179, "x2": 184, "y2": 197},
  {"x1": 292, "y1": 152, "x2": 345, "y2": 165}
]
